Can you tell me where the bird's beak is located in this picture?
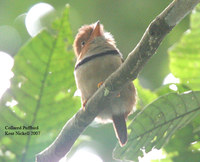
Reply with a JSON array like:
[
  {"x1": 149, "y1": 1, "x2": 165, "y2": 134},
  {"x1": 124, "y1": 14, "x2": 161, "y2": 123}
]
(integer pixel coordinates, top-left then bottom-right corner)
[{"x1": 90, "y1": 20, "x2": 102, "y2": 39}]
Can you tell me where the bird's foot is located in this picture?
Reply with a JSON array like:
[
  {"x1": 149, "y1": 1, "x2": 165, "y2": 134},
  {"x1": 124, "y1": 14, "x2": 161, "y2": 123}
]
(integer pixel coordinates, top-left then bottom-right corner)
[
  {"x1": 97, "y1": 81, "x2": 104, "y2": 88},
  {"x1": 82, "y1": 99, "x2": 88, "y2": 111}
]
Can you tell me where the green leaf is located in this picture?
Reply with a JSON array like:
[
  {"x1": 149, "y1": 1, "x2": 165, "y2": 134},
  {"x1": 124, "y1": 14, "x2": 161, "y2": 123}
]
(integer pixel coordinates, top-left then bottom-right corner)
[
  {"x1": 134, "y1": 79, "x2": 157, "y2": 110},
  {"x1": 0, "y1": 6, "x2": 80, "y2": 162},
  {"x1": 113, "y1": 91, "x2": 200, "y2": 161},
  {"x1": 169, "y1": 5, "x2": 200, "y2": 91},
  {"x1": 162, "y1": 110, "x2": 200, "y2": 162},
  {"x1": 164, "y1": 7, "x2": 200, "y2": 161},
  {"x1": 155, "y1": 83, "x2": 191, "y2": 96},
  {"x1": 164, "y1": 122, "x2": 200, "y2": 162}
]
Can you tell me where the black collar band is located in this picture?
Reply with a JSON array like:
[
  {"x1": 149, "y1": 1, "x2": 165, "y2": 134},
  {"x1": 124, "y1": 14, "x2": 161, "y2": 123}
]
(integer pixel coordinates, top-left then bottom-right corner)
[{"x1": 75, "y1": 50, "x2": 120, "y2": 70}]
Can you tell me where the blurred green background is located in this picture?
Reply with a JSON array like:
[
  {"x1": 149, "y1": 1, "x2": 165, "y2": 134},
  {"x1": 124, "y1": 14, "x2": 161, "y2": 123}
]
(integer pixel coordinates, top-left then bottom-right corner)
[
  {"x1": 0, "y1": 0, "x2": 189, "y2": 90},
  {"x1": 0, "y1": 0, "x2": 191, "y2": 161}
]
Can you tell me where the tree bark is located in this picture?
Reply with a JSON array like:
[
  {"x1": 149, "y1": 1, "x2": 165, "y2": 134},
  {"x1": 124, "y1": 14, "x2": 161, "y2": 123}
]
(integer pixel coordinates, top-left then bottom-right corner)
[{"x1": 36, "y1": 0, "x2": 200, "y2": 161}]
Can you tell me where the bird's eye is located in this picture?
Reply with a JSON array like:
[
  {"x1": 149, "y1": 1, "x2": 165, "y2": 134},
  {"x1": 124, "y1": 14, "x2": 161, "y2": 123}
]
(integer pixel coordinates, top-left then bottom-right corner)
[{"x1": 81, "y1": 41, "x2": 85, "y2": 47}]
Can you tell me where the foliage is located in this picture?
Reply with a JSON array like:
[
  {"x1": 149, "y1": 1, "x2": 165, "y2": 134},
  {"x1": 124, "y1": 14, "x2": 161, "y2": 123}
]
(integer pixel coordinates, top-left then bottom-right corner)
[
  {"x1": 162, "y1": 4, "x2": 200, "y2": 162},
  {"x1": 113, "y1": 5, "x2": 200, "y2": 162},
  {"x1": 114, "y1": 91, "x2": 200, "y2": 161},
  {"x1": 169, "y1": 5, "x2": 200, "y2": 91},
  {"x1": 0, "y1": 6, "x2": 80, "y2": 162},
  {"x1": 133, "y1": 79, "x2": 158, "y2": 110},
  {"x1": 0, "y1": 3, "x2": 200, "y2": 162}
]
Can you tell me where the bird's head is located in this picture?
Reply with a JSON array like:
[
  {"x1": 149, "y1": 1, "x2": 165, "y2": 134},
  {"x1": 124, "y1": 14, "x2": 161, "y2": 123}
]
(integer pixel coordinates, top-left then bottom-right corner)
[{"x1": 73, "y1": 21, "x2": 116, "y2": 60}]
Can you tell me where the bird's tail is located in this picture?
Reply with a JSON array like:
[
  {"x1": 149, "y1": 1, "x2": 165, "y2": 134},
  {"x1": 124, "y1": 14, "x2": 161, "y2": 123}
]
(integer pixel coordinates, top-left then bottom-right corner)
[{"x1": 112, "y1": 114, "x2": 127, "y2": 146}]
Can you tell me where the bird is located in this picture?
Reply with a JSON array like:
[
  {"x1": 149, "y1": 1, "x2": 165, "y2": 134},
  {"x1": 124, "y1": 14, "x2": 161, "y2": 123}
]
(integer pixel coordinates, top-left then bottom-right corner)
[{"x1": 73, "y1": 21, "x2": 136, "y2": 146}]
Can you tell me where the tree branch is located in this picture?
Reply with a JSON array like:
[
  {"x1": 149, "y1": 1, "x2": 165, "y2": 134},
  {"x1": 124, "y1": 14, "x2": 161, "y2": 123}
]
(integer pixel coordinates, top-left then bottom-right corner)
[{"x1": 36, "y1": 0, "x2": 200, "y2": 161}]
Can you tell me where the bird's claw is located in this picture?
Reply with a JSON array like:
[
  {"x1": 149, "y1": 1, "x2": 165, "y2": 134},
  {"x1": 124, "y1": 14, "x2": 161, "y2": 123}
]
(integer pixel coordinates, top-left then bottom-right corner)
[
  {"x1": 97, "y1": 81, "x2": 104, "y2": 88},
  {"x1": 82, "y1": 100, "x2": 88, "y2": 111}
]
